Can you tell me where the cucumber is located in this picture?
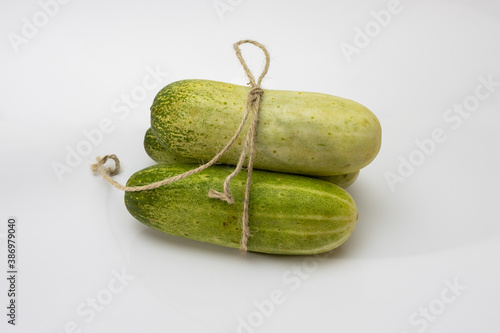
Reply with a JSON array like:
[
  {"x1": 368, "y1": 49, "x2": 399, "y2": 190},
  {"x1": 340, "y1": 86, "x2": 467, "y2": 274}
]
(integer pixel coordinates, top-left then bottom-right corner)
[
  {"x1": 144, "y1": 127, "x2": 198, "y2": 164},
  {"x1": 315, "y1": 171, "x2": 359, "y2": 189},
  {"x1": 150, "y1": 79, "x2": 381, "y2": 176},
  {"x1": 144, "y1": 127, "x2": 359, "y2": 188},
  {"x1": 124, "y1": 164, "x2": 358, "y2": 255}
]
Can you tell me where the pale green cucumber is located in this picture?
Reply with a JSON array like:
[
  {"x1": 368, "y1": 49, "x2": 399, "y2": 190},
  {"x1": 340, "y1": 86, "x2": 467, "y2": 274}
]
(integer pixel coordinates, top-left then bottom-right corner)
[
  {"x1": 150, "y1": 79, "x2": 381, "y2": 176},
  {"x1": 144, "y1": 127, "x2": 359, "y2": 188},
  {"x1": 124, "y1": 164, "x2": 358, "y2": 255}
]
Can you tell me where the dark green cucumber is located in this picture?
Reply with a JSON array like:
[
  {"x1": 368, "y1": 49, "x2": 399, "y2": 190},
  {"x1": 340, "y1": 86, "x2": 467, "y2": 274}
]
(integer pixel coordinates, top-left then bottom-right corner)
[
  {"x1": 315, "y1": 172, "x2": 359, "y2": 189},
  {"x1": 125, "y1": 164, "x2": 358, "y2": 255},
  {"x1": 144, "y1": 127, "x2": 198, "y2": 164}
]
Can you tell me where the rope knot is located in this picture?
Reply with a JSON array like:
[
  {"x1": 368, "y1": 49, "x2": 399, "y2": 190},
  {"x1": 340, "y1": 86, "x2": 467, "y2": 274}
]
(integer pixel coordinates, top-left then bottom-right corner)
[
  {"x1": 92, "y1": 154, "x2": 120, "y2": 176},
  {"x1": 248, "y1": 87, "x2": 264, "y2": 104}
]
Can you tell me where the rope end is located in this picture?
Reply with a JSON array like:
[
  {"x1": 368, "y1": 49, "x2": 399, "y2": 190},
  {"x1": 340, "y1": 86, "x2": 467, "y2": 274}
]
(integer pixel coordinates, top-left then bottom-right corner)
[
  {"x1": 90, "y1": 156, "x2": 102, "y2": 174},
  {"x1": 208, "y1": 189, "x2": 235, "y2": 204},
  {"x1": 91, "y1": 154, "x2": 121, "y2": 176}
]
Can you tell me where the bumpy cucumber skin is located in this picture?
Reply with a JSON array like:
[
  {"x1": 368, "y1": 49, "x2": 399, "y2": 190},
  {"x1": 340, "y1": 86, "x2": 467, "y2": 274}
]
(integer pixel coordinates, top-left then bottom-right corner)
[
  {"x1": 125, "y1": 164, "x2": 358, "y2": 255},
  {"x1": 144, "y1": 127, "x2": 199, "y2": 164},
  {"x1": 150, "y1": 79, "x2": 381, "y2": 176},
  {"x1": 144, "y1": 127, "x2": 359, "y2": 188}
]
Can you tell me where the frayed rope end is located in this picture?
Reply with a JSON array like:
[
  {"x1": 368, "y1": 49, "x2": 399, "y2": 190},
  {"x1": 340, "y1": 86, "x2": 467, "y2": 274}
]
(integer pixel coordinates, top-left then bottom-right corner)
[
  {"x1": 91, "y1": 154, "x2": 121, "y2": 176},
  {"x1": 208, "y1": 189, "x2": 235, "y2": 204}
]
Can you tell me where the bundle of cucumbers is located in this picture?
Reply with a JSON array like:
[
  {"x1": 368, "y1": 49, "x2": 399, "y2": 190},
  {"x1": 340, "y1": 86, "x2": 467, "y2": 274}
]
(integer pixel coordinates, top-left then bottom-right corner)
[{"x1": 125, "y1": 79, "x2": 381, "y2": 255}]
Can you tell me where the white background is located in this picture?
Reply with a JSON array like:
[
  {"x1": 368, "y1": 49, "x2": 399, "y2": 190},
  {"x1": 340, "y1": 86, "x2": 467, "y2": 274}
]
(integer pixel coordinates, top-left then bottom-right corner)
[{"x1": 1, "y1": 0, "x2": 500, "y2": 332}]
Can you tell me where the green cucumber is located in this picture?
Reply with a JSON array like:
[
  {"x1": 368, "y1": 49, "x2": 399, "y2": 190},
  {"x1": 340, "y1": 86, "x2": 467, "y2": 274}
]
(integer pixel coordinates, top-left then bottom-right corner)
[
  {"x1": 144, "y1": 127, "x2": 359, "y2": 188},
  {"x1": 150, "y1": 79, "x2": 381, "y2": 176},
  {"x1": 315, "y1": 172, "x2": 359, "y2": 189},
  {"x1": 144, "y1": 127, "x2": 198, "y2": 164},
  {"x1": 125, "y1": 164, "x2": 358, "y2": 255}
]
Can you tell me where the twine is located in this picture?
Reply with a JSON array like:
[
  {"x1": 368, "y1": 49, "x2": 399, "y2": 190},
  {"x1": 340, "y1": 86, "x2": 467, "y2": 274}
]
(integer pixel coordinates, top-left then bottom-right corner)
[{"x1": 92, "y1": 40, "x2": 270, "y2": 253}]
